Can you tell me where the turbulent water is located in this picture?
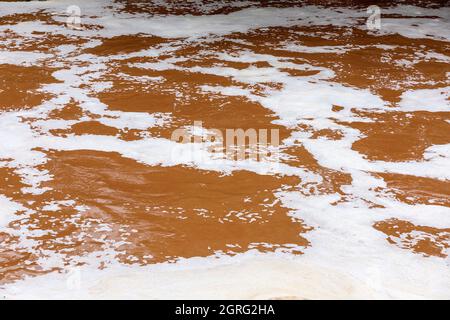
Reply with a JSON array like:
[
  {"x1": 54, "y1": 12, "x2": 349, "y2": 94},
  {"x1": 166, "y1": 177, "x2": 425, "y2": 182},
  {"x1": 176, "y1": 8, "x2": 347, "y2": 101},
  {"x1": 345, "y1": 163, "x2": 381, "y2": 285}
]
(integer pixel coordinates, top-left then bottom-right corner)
[{"x1": 0, "y1": 0, "x2": 449, "y2": 299}]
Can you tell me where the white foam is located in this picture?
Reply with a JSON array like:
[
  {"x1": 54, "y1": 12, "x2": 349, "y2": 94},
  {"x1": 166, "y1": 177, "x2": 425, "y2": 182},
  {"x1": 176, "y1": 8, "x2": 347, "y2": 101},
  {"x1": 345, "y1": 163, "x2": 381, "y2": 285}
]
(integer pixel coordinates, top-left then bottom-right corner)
[
  {"x1": 0, "y1": 1, "x2": 448, "y2": 41},
  {"x1": 398, "y1": 87, "x2": 450, "y2": 112},
  {"x1": 281, "y1": 44, "x2": 352, "y2": 54},
  {"x1": 0, "y1": 51, "x2": 53, "y2": 66},
  {"x1": 0, "y1": 195, "x2": 25, "y2": 227},
  {"x1": 2, "y1": 248, "x2": 449, "y2": 299},
  {"x1": 1, "y1": 0, "x2": 449, "y2": 300}
]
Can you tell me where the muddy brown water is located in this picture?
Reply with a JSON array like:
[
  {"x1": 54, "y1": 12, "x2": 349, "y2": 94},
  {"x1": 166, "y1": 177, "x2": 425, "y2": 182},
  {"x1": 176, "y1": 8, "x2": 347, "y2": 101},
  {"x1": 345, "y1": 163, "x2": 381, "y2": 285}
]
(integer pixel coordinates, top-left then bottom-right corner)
[{"x1": 0, "y1": 1, "x2": 449, "y2": 284}]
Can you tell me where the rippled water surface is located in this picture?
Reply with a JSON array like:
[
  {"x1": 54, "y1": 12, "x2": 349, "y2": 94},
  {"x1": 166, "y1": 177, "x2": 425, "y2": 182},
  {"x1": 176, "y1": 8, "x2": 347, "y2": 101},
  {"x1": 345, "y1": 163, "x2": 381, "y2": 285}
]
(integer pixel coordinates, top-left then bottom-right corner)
[{"x1": 0, "y1": 0, "x2": 449, "y2": 298}]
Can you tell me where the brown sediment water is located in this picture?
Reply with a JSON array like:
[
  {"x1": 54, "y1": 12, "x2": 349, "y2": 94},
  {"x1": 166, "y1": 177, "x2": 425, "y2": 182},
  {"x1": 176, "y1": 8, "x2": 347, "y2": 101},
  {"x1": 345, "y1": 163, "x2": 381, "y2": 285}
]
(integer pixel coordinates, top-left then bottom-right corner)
[
  {"x1": 0, "y1": 64, "x2": 57, "y2": 110},
  {"x1": 374, "y1": 219, "x2": 450, "y2": 258},
  {"x1": 1, "y1": 150, "x2": 310, "y2": 283},
  {"x1": 346, "y1": 111, "x2": 450, "y2": 162},
  {"x1": 376, "y1": 173, "x2": 450, "y2": 207},
  {"x1": 0, "y1": 1, "x2": 449, "y2": 291},
  {"x1": 84, "y1": 35, "x2": 170, "y2": 56}
]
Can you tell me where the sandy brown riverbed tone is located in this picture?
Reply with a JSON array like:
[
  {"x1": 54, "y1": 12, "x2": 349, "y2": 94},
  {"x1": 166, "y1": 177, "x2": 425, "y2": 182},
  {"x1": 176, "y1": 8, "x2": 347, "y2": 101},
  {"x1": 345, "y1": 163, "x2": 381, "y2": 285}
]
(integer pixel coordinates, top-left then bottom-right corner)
[{"x1": 0, "y1": 0, "x2": 449, "y2": 299}]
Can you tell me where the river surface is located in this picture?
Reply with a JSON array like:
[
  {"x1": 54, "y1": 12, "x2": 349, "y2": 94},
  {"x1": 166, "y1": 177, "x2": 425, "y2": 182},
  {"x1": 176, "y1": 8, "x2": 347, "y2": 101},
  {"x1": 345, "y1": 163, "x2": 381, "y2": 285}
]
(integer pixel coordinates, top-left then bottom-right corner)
[{"x1": 0, "y1": 0, "x2": 449, "y2": 299}]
